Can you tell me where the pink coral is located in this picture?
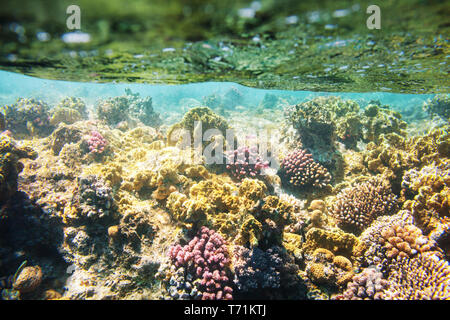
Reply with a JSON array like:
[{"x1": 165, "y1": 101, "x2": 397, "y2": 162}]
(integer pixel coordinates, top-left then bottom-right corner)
[
  {"x1": 87, "y1": 130, "x2": 107, "y2": 154},
  {"x1": 168, "y1": 226, "x2": 233, "y2": 300},
  {"x1": 225, "y1": 146, "x2": 269, "y2": 181}
]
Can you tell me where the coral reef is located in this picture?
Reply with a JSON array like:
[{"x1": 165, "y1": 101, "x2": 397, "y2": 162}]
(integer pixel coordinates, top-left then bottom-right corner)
[
  {"x1": 330, "y1": 176, "x2": 398, "y2": 234},
  {"x1": 279, "y1": 149, "x2": 331, "y2": 189},
  {"x1": 402, "y1": 160, "x2": 450, "y2": 234},
  {"x1": 1, "y1": 89, "x2": 448, "y2": 301},
  {"x1": 361, "y1": 102, "x2": 407, "y2": 143}
]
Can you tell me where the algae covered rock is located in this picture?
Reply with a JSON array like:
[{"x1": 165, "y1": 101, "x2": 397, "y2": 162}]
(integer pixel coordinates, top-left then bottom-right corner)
[
  {"x1": 49, "y1": 97, "x2": 87, "y2": 126},
  {"x1": 3, "y1": 98, "x2": 54, "y2": 138},
  {"x1": 0, "y1": 134, "x2": 37, "y2": 204},
  {"x1": 96, "y1": 89, "x2": 161, "y2": 128},
  {"x1": 167, "y1": 106, "x2": 229, "y2": 147},
  {"x1": 423, "y1": 94, "x2": 450, "y2": 122}
]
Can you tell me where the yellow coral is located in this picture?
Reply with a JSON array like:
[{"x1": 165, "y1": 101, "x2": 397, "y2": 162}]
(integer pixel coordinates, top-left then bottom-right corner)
[{"x1": 303, "y1": 227, "x2": 360, "y2": 259}]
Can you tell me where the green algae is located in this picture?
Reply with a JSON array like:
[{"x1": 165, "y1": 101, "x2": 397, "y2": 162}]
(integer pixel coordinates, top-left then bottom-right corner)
[{"x1": 0, "y1": 0, "x2": 448, "y2": 93}]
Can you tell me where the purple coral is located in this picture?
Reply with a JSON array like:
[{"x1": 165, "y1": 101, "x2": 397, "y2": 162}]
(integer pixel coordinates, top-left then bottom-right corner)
[
  {"x1": 279, "y1": 149, "x2": 331, "y2": 189},
  {"x1": 225, "y1": 146, "x2": 269, "y2": 181},
  {"x1": 168, "y1": 226, "x2": 233, "y2": 300},
  {"x1": 232, "y1": 245, "x2": 303, "y2": 299},
  {"x1": 342, "y1": 267, "x2": 387, "y2": 300},
  {"x1": 87, "y1": 130, "x2": 107, "y2": 154}
]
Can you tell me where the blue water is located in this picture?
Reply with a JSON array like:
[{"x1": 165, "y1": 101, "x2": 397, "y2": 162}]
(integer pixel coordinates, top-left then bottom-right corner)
[{"x1": 0, "y1": 70, "x2": 436, "y2": 119}]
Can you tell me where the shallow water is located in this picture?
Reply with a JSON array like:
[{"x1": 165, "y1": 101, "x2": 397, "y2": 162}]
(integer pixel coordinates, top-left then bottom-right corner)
[{"x1": 0, "y1": 0, "x2": 449, "y2": 302}]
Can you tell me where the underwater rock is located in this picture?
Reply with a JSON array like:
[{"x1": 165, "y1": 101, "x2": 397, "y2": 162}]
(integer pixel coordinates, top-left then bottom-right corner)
[
  {"x1": 12, "y1": 265, "x2": 43, "y2": 294},
  {"x1": 96, "y1": 90, "x2": 161, "y2": 128},
  {"x1": 0, "y1": 134, "x2": 37, "y2": 204},
  {"x1": 423, "y1": 94, "x2": 450, "y2": 122},
  {"x1": 49, "y1": 97, "x2": 87, "y2": 126}
]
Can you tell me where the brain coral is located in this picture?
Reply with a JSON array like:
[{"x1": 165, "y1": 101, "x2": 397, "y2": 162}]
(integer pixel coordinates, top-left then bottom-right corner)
[
  {"x1": 330, "y1": 176, "x2": 398, "y2": 234},
  {"x1": 279, "y1": 148, "x2": 331, "y2": 189},
  {"x1": 384, "y1": 253, "x2": 450, "y2": 300}
]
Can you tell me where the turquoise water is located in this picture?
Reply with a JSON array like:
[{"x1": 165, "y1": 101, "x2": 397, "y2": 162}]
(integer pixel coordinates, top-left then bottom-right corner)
[{"x1": 0, "y1": 70, "x2": 435, "y2": 120}]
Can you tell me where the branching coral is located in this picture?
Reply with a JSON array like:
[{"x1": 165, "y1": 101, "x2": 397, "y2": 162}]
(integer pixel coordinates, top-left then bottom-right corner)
[
  {"x1": 357, "y1": 210, "x2": 441, "y2": 274},
  {"x1": 162, "y1": 226, "x2": 233, "y2": 300},
  {"x1": 232, "y1": 245, "x2": 304, "y2": 299},
  {"x1": 330, "y1": 176, "x2": 398, "y2": 234},
  {"x1": 279, "y1": 149, "x2": 331, "y2": 189},
  {"x1": 225, "y1": 146, "x2": 269, "y2": 181},
  {"x1": 341, "y1": 267, "x2": 387, "y2": 300},
  {"x1": 384, "y1": 253, "x2": 450, "y2": 300}
]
